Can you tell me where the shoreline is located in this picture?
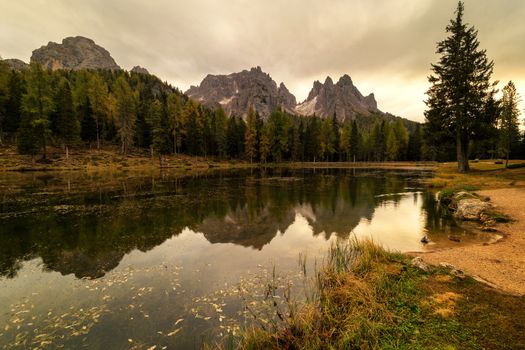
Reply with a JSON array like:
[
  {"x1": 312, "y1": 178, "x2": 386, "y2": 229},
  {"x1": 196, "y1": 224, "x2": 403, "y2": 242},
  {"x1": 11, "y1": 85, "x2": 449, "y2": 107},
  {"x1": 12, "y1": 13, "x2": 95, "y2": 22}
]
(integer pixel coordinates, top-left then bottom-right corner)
[{"x1": 419, "y1": 188, "x2": 525, "y2": 296}]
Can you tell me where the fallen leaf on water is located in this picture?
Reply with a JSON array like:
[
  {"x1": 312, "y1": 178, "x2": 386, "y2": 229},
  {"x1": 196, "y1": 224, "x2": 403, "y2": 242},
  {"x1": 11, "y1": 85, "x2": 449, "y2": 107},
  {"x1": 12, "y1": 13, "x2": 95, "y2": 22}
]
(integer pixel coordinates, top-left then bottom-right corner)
[{"x1": 166, "y1": 328, "x2": 181, "y2": 337}]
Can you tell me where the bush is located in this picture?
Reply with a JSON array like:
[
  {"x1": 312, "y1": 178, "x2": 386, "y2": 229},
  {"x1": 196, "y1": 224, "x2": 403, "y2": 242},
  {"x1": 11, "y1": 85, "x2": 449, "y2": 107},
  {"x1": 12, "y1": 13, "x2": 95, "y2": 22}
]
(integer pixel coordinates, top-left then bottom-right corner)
[{"x1": 506, "y1": 163, "x2": 525, "y2": 169}]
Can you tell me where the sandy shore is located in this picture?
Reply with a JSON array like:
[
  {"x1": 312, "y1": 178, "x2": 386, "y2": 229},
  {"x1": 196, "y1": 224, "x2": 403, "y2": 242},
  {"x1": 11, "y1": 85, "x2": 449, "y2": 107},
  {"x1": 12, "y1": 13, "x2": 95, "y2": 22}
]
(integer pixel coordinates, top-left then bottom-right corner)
[{"x1": 421, "y1": 188, "x2": 525, "y2": 296}]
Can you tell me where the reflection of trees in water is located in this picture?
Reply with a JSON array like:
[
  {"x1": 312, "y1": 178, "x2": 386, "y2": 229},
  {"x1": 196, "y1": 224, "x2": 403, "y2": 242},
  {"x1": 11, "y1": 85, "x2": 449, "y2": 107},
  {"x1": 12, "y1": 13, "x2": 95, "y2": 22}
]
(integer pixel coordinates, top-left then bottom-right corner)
[{"x1": 0, "y1": 169, "x2": 425, "y2": 279}]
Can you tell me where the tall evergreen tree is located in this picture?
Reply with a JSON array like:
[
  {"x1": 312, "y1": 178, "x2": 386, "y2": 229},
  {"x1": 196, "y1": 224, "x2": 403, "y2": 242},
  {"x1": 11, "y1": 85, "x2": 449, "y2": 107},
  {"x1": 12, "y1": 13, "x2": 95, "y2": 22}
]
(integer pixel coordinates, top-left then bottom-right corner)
[
  {"x1": 499, "y1": 81, "x2": 521, "y2": 167},
  {"x1": 392, "y1": 119, "x2": 409, "y2": 160},
  {"x1": 18, "y1": 63, "x2": 54, "y2": 159},
  {"x1": 244, "y1": 107, "x2": 258, "y2": 163},
  {"x1": 213, "y1": 107, "x2": 228, "y2": 158},
  {"x1": 425, "y1": 1, "x2": 496, "y2": 172},
  {"x1": 53, "y1": 78, "x2": 79, "y2": 158},
  {"x1": 407, "y1": 124, "x2": 422, "y2": 161},
  {"x1": 80, "y1": 98, "x2": 97, "y2": 145},
  {"x1": 4, "y1": 70, "x2": 25, "y2": 136},
  {"x1": 0, "y1": 62, "x2": 10, "y2": 143},
  {"x1": 147, "y1": 99, "x2": 171, "y2": 166},
  {"x1": 259, "y1": 121, "x2": 272, "y2": 163},
  {"x1": 349, "y1": 120, "x2": 359, "y2": 162}
]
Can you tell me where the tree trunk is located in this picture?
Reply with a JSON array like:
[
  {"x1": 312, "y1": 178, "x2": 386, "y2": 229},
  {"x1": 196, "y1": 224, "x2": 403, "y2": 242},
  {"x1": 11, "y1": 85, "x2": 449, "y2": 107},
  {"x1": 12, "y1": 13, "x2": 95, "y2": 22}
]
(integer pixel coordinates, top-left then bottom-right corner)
[
  {"x1": 42, "y1": 135, "x2": 47, "y2": 160},
  {"x1": 456, "y1": 131, "x2": 469, "y2": 172},
  {"x1": 65, "y1": 145, "x2": 69, "y2": 161},
  {"x1": 96, "y1": 119, "x2": 100, "y2": 150},
  {"x1": 506, "y1": 136, "x2": 511, "y2": 168}
]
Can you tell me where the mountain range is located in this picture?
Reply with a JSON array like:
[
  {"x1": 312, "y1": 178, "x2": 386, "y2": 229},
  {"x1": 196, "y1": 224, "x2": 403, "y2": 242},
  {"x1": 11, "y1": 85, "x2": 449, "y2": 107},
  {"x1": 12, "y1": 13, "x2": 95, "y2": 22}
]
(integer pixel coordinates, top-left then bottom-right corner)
[{"x1": 2, "y1": 36, "x2": 398, "y2": 122}]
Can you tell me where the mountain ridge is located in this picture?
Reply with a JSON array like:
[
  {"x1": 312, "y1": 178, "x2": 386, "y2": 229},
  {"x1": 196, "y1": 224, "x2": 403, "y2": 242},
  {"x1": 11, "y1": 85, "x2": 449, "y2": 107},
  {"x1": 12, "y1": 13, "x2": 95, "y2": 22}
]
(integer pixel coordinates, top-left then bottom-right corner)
[
  {"x1": 187, "y1": 67, "x2": 385, "y2": 121},
  {"x1": 3, "y1": 36, "x2": 412, "y2": 123}
]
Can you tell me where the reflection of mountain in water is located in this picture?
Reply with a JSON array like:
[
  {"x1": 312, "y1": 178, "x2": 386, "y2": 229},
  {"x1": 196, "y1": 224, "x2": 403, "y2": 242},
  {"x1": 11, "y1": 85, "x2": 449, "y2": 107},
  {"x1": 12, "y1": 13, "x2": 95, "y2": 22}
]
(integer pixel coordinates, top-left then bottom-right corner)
[
  {"x1": 197, "y1": 206, "x2": 296, "y2": 250},
  {"x1": 0, "y1": 169, "x2": 432, "y2": 279}
]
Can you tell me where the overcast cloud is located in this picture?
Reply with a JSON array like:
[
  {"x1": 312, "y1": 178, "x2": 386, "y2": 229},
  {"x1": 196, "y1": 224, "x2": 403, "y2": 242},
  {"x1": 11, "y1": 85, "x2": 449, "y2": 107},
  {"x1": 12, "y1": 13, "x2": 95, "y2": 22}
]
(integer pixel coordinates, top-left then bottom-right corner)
[{"x1": 1, "y1": 0, "x2": 524, "y2": 122}]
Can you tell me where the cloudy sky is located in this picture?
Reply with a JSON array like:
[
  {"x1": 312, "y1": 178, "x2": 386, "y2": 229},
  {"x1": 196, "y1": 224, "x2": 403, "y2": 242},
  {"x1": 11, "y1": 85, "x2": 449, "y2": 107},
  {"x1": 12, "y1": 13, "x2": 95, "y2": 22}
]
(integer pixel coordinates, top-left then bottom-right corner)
[{"x1": 1, "y1": 0, "x2": 524, "y2": 122}]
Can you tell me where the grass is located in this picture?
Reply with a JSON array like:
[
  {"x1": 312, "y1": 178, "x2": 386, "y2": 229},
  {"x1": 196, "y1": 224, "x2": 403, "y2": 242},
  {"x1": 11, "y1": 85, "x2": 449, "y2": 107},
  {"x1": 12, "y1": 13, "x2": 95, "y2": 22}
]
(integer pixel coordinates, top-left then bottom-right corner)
[
  {"x1": 0, "y1": 144, "x2": 255, "y2": 172},
  {"x1": 225, "y1": 239, "x2": 525, "y2": 349},
  {"x1": 428, "y1": 160, "x2": 525, "y2": 190}
]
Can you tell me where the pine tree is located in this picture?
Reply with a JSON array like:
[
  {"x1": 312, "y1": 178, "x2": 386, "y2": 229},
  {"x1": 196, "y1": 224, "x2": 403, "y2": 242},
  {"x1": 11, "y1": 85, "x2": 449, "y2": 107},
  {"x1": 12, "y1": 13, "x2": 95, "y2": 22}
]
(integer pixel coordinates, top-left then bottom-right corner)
[
  {"x1": 267, "y1": 110, "x2": 289, "y2": 163},
  {"x1": 0, "y1": 61, "x2": 10, "y2": 143},
  {"x1": 339, "y1": 122, "x2": 352, "y2": 161},
  {"x1": 53, "y1": 78, "x2": 79, "y2": 159},
  {"x1": 392, "y1": 119, "x2": 409, "y2": 160},
  {"x1": 80, "y1": 98, "x2": 97, "y2": 144},
  {"x1": 407, "y1": 124, "x2": 422, "y2": 161},
  {"x1": 350, "y1": 120, "x2": 359, "y2": 162},
  {"x1": 425, "y1": 1, "x2": 496, "y2": 172},
  {"x1": 319, "y1": 117, "x2": 336, "y2": 161},
  {"x1": 259, "y1": 122, "x2": 272, "y2": 163},
  {"x1": 385, "y1": 127, "x2": 398, "y2": 161},
  {"x1": 213, "y1": 108, "x2": 228, "y2": 158},
  {"x1": 147, "y1": 99, "x2": 170, "y2": 166},
  {"x1": 18, "y1": 63, "x2": 54, "y2": 159},
  {"x1": 499, "y1": 81, "x2": 521, "y2": 167},
  {"x1": 304, "y1": 117, "x2": 321, "y2": 162},
  {"x1": 244, "y1": 107, "x2": 258, "y2": 162},
  {"x1": 5, "y1": 70, "x2": 25, "y2": 136}
]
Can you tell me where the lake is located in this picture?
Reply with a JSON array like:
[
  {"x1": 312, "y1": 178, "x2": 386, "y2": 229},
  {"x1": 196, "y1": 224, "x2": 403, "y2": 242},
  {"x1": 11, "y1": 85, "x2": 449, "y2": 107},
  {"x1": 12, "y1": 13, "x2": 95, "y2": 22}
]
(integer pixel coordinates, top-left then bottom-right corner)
[{"x1": 0, "y1": 168, "x2": 494, "y2": 349}]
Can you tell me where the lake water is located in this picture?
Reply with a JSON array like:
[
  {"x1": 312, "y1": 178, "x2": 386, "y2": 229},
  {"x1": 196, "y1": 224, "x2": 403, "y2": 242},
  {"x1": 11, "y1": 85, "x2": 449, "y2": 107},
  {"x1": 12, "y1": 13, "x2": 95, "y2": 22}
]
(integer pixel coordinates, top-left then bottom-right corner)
[{"x1": 0, "y1": 168, "x2": 494, "y2": 349}]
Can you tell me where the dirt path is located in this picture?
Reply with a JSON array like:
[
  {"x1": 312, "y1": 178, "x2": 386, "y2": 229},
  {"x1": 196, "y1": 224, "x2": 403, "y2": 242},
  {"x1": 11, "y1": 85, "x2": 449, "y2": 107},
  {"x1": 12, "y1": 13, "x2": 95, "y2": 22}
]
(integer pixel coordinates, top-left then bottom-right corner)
[{"x1": 421, "y1": 188, "x2": 525, "y2": 296}]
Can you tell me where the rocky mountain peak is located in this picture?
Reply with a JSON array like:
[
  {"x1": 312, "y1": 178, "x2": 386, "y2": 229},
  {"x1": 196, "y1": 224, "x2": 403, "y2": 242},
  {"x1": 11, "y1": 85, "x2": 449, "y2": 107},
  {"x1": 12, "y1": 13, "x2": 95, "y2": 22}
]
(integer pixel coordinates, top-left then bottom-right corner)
[
  {"x1": 31, "y1": 36, "x2": 121, "y2": 71},
  {"x1": 338, "y1": 74, "x2": 353, "y2": 85},
  {"x1": 131, "y1": 66, "x2": 149, "y2": 74},
  {"x1": 186, "y1": 67, "x2": 384, "y2": 121},
  {"x1": 295, "y1": 74, "x2": 381, "y2": 120},
  {"x1": 1, "y1": 58, "x2": 29, "y2": 71},
  {"x1": 186, "y1": 67, "x2": 296, "y2": 118}
]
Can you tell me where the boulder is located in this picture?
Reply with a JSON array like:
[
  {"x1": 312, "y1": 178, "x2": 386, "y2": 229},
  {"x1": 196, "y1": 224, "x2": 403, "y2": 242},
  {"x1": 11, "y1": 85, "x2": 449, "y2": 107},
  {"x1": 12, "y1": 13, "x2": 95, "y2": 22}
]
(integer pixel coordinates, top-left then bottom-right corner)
[
  {"x1": 439, "y1": 262, "x2": 465, "y2": 279},
  {"x1": 411, "y1": 257, "x2": 431, "y2": 272},
  {"x1": 453, "y1": 193, "x2": 492, "y2": 221}
]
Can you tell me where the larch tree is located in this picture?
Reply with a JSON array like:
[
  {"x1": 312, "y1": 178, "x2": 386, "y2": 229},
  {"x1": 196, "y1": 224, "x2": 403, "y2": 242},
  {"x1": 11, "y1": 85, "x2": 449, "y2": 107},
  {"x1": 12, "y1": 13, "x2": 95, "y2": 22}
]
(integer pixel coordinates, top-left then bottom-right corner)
[
  {"x1": 425, "y1": 1, "x2": 496, "y2": 172},
  {"x1": 167, "y1": 93, "x2": 182, "y2": 154},
  {"x1": 87, "y1": 74, "x2": 109, "y2": 149},
  {"x1": 244, "y1": 107, "x2": 258, "y2": 163},
  {"x1": 112, "y1": 76, "x2": 137, "y2": 154}
]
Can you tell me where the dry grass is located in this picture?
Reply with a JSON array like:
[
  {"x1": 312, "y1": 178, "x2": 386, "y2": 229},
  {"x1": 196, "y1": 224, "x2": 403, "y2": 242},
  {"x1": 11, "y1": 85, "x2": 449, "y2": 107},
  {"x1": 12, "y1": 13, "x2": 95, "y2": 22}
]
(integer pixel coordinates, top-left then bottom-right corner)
[
  {"x1": 428, "y1": 160, "x2": 525, "y2": 190},
  {"x1": 225, "y1": 239, "x2": 525, "y2": 349},
  {"x1": 0, "y1": 144, "x2": 254, "y2": 172}
]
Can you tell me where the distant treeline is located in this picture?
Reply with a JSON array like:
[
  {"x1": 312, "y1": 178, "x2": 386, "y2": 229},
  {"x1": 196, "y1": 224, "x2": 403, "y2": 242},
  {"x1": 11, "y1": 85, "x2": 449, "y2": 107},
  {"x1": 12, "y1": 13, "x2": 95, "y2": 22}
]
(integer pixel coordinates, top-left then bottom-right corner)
[{"x1": 0, "y1": 61, "x2": 522, "y2": 164}]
